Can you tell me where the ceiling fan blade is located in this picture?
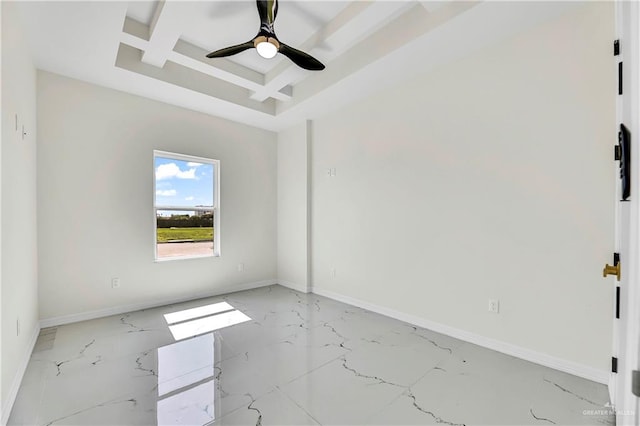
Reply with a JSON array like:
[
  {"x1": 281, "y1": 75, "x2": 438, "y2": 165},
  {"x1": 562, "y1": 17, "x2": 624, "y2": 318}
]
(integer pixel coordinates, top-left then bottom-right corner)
[
  {"x1": 279, "y1": 44, "x2": 325, "y2": 71},
  {"x1": 257, "y1": 0, "x2": 278, "y2": 28},
  {"x1": 206, "y1": 41, "x2": 254, "y2": 58}
]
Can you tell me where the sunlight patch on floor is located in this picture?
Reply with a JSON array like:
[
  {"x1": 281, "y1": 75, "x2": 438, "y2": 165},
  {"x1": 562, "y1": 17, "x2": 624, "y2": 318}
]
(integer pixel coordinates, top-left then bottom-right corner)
[{"x1": 164, "y1": 302, "x2": 251, "y2": 341}]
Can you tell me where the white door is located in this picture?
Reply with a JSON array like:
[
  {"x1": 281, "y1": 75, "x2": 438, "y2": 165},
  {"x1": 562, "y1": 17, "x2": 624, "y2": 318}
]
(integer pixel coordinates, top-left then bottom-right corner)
[{"x1": 612, "y1": 1, "x2": 640, "y2": 424}]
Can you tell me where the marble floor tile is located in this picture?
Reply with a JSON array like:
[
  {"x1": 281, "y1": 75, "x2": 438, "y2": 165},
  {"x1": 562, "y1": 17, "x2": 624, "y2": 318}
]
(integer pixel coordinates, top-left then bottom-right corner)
[
  {"x1": 30, "y1": 350, "x2": 159, "y2": 425},
  {"x1": 8, "y1": 285, "x2": 613, "y2": 426},
  {"x1": 335, "y1": 330, "x2": 455, "y2": 388},
  {"x1": 211, "y1": 347, "x2": 276, "y2": 418},
  {"x1": 215, "y1": 388, "x2": 319, "y2": 425},
  {"x1": 317, "y1": 308, "x2": 410, "y2": 344},
  {"x1": 367, "y1": 342, "x2": 613, "y2": 425},
  {"x1": 35, "y1": 395, "x2": 156, "y2": 426},
  {"x1": 244, "y1": 325, "x2": 351, "y2": 386},
  {"x1": 281, "y1": 357, "x2": 406, "y2": 425}
]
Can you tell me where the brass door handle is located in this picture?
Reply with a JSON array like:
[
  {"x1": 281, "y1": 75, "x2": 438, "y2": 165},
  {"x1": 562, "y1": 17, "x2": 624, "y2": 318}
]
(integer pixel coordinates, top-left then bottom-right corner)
[{"x1": 603, "y1": 262, "x2": 621, "y2": 281}]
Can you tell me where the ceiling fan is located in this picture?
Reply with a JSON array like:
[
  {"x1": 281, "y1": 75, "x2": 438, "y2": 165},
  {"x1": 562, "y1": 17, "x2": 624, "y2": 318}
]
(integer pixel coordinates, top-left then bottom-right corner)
[{"x1": 205, "y1": 0, "x2": 325, "y2": 71}]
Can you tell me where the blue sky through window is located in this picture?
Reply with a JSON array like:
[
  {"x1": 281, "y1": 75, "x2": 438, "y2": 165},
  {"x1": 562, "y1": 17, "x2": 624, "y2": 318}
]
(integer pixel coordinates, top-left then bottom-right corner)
[{"x1": 155, "y1": 157, "x2": 214, "y2": 213}]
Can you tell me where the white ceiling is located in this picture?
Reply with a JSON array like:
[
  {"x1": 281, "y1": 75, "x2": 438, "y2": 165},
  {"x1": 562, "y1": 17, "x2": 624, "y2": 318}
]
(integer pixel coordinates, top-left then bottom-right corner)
[{"x1": 18, "y1": 1, "x2": 581, "y2": 132}]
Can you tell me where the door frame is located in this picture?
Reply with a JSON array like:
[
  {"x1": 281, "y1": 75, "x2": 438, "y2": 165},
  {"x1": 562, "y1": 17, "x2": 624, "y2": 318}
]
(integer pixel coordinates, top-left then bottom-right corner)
[{"x1": 613, "y1": 1, "x2": 640, "y2": 424}]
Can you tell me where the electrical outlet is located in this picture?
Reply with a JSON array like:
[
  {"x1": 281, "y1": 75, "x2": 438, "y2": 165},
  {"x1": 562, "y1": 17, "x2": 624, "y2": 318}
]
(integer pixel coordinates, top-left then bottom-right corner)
[
  {"x1": 326, "y1": 168, "x2": 336, "y2": 177},
  {"x1": 111, "y1": 277, "x2": 121, "y2": 289},
  {"x1": 330, "y1": 268, "x2": 336, "y2": 278},
  {"x1": 488, "y1": 299, "x2": 500, "y2": 314},
  {"x1": 237, "y1": 263, "x2": 245, "y2": 272}
]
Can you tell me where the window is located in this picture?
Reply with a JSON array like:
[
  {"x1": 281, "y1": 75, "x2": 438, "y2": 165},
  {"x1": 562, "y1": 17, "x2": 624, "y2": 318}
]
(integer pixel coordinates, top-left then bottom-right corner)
[{"x1": 154, "y1": 150, "x2": 219, "y2": 260}]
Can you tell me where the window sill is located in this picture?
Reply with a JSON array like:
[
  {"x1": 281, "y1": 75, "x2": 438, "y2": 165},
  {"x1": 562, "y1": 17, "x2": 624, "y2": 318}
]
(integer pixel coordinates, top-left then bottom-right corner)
[{"x1": 154, "y1": 253, "x2": 220, "y2": 263}]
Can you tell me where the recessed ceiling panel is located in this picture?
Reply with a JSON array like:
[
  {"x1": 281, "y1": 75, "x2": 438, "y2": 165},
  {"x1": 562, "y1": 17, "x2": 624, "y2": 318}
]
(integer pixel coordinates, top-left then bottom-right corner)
[{"x1": 126, "y1": 1, "x2": 159, "y2": 26}]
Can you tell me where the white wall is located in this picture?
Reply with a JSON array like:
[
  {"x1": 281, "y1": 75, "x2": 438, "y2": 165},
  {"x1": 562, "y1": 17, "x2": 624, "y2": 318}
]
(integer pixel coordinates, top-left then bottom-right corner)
[
  {"x1": 310, "y1": 2, "x2": 615, "y2": 372},
  {"x1": 277, "y1": 122, "x2": 309, "y2": 292},
  {"x1": 37, "y1": 72, "x2": 277, "y2": 321},
  {"x1": 1, "y1": 1, "x2": 39, "y2": 421}
]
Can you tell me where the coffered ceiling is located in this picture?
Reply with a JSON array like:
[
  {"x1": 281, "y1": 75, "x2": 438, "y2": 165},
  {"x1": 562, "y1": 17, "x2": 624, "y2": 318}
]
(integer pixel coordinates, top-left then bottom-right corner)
[{"x1": 18, "y1": 1, "x2": 579, "y2": 131}]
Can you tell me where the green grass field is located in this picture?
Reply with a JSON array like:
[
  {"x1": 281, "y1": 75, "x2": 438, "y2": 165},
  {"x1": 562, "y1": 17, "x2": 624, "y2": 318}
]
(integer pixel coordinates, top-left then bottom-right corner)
[{"x1": 157, "y1": 227, "x2": 213, "y2": 243}]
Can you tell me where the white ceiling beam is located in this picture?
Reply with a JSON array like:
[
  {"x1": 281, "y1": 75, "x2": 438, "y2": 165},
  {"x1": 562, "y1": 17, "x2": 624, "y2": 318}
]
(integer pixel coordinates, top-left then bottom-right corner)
[
  {"x1": 170, "y1": 41, "x2": 293, "y2": 102},
  {"x1": 140, "y1": 0, "x2": 181, "y2": 68},
  {"x1": 250, "y1": 67, "x2": 306, "y2": 103},
  {"x1": 122, "y1": 17, "x2": 292, "y2": 102},
  {"x1": 116, "y1": 43, "x2": 276, "y2": 115}
]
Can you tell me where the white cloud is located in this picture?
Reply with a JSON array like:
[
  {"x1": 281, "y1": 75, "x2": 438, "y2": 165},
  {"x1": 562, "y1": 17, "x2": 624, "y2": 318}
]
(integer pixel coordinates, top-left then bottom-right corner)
[
  {"x1": 156, "y1": 163, "x2": 196, "y2": 180},
  {"x1": 156, "y1": 189, "x2": 177, "y2": 197},
  {"x1": 185, "y1": 196, "x2": 195, "y2": 201},
  {"x1": 187, "y1": 162, "x2": 203, "y2": 167}
]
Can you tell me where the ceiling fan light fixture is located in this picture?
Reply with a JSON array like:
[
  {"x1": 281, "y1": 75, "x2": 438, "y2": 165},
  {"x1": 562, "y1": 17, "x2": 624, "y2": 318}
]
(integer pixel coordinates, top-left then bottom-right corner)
[
  {"x1": 256, "y1": 40, "x2": 278, "y2": 59},
  {"x1": 206, "y1": 1, "x2": 325, "y2": 71}
]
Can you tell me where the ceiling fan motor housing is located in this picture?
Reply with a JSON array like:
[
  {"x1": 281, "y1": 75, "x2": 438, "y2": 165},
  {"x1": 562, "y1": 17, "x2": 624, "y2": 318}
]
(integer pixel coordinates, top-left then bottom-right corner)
[{"x1": 254, "y1": 35, "x2": 280, "y2": 50}]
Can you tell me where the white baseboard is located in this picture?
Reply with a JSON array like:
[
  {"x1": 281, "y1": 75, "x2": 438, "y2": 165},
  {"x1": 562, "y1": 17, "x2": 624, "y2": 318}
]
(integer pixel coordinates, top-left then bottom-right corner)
[
  {"x1": 1, "y1": 323, "x2": 41, "y2": 425},
  {"x1": 312, "y1": 286, "x2": 609, "y2": 385},
  {"x1": 277, "y1": 280, "x2": 310, "y2": 294},
  {"x1": 40, "y1": 279, "x2": 277, "y2": 328}
]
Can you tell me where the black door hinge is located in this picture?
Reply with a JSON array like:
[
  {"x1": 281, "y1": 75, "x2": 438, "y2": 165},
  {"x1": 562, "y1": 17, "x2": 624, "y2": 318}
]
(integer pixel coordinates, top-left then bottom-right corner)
[
  {"x1": 612, "y1": 357, "x2": 618, "y2": 373},
  {"x1": 633, "y1": 370, "x2": 640, "y2": 397},
  {"x1": 619, "y1": 62, "x2": 623, "y2": 95},
  {"x1": 614, "y1": 39, "x2": 620, "y2": 56},
  {"x1": 615, "y1": 253, "x2": 621, "y2": 319}
]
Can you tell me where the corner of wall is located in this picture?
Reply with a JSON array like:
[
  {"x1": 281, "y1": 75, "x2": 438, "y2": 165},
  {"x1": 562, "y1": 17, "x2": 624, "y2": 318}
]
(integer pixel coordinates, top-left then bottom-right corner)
[
  {"x1": 277, "y1": 280, "x2": 310, "y2": 294},
  {"x1": 276, "y1": 122, "x2": 311, "y2": 290}
]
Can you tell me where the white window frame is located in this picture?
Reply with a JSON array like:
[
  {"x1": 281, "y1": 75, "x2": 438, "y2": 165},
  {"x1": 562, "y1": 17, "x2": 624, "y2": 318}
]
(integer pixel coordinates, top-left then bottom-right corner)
[{"x1": 153, "y1": 150, "x2": 220, "y2": 261}]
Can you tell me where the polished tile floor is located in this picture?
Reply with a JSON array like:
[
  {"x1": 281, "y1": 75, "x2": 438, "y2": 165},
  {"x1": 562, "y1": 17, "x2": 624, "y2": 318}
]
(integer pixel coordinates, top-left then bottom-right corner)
[{"x1": 9, "y1": 285, "x2": 613, "y2": 425}]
